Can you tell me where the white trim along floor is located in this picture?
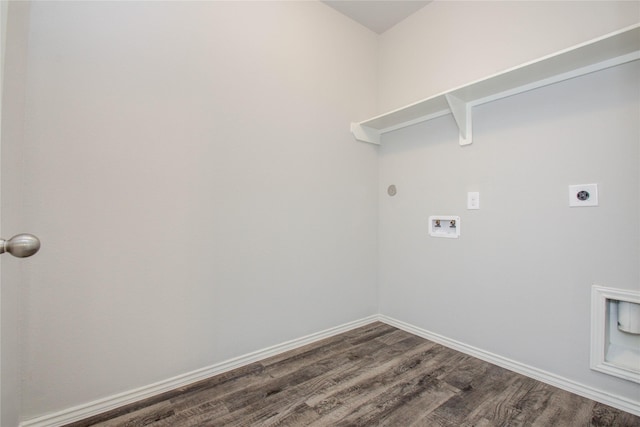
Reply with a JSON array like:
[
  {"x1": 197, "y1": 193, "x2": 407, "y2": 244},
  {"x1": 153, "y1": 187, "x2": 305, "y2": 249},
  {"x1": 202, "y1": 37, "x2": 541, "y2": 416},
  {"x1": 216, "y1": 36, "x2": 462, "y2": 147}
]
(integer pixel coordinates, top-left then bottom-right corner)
[{"x1": 19, "y1": 314, "x2": 640, "y2": 427}]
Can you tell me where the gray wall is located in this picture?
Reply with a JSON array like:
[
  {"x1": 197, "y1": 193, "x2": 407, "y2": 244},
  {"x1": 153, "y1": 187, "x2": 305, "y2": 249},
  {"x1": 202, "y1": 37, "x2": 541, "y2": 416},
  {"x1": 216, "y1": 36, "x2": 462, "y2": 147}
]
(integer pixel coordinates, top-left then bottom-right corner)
[
  {"x1": 378, "y1": 61, "x2": 640, "y2": 402},
  {"x1": 15, "y1": 1, "x2": 379, "y2": 418}
]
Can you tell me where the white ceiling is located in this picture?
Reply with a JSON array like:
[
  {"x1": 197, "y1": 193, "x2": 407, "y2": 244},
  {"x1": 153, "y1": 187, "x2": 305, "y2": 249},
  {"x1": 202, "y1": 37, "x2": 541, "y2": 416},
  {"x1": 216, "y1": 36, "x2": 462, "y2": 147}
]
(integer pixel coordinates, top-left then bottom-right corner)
[{"x1": 323, "y1": 1, "x2": 431, "y2": 34}]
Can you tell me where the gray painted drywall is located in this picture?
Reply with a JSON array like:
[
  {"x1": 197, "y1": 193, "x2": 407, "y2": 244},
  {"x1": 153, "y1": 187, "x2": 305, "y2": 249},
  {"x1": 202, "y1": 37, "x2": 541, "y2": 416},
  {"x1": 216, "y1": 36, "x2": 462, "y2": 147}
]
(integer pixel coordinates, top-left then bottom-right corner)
[
  {"x1": 378, "y1": 61, "x2": 640, "y2": 402},
  {"x1": 18, "y1": 1, "x2": 378, "y2": 418}
]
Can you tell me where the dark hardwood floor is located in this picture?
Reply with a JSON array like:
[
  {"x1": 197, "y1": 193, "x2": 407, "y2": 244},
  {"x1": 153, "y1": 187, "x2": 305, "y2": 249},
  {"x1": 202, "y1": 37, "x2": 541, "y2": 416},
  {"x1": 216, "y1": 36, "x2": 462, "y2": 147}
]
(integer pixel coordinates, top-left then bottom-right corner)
[{"x1": 65, "y1": 322, "x2": 640, "y2": 426}]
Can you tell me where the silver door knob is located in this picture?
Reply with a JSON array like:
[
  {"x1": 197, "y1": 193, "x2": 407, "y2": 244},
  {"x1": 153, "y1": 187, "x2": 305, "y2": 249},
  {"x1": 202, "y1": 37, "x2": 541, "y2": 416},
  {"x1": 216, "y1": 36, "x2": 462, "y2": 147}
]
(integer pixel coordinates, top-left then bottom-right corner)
[{"x1": 0, "y1": 234, "x2": 41, "y2": 258}]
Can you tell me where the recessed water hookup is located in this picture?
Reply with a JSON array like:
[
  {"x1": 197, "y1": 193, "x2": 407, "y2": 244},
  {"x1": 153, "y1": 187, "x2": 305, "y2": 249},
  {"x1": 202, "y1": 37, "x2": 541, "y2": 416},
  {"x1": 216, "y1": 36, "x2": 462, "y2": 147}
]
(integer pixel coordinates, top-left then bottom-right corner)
[{"x1": 429, "y1": 216, "x2": 460, "y2": 238}]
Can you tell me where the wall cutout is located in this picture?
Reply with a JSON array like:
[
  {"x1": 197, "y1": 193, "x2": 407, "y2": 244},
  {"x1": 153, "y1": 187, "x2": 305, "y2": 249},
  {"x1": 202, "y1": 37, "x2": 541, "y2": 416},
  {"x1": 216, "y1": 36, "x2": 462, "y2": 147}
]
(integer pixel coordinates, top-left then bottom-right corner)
[{"x1": 591, "y1": 285, "x2": 640, "y2": 383}]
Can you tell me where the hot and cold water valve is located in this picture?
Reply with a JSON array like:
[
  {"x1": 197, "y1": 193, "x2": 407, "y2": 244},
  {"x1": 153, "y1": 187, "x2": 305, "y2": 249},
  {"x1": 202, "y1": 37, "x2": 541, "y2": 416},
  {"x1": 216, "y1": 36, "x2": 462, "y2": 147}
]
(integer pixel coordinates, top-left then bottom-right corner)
[{"x1": 429, "y1": 216, "x2": 460, "y2": 239}]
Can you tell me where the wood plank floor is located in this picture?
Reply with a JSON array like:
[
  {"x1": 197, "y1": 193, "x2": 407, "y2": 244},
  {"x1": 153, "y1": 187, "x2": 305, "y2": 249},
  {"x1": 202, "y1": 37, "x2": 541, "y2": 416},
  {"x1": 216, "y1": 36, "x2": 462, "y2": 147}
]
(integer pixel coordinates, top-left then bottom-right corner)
[{"x1": 65, "y1": 322, "x2": 640, "y2": 426}]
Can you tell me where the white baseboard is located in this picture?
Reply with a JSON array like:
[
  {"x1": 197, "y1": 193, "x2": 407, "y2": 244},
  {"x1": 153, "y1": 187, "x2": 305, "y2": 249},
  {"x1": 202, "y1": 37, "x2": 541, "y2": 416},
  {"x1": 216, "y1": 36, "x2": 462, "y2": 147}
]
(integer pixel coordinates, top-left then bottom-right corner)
[
  {"x1": 20, "y1": 313, "x2": 639, "y2": 426},
  {"x1": 378, "y1": 315, "x2": 640, "y2": 417},
  {"x1": 19, "y1": 315, "x2": 380, "y2": 427}
]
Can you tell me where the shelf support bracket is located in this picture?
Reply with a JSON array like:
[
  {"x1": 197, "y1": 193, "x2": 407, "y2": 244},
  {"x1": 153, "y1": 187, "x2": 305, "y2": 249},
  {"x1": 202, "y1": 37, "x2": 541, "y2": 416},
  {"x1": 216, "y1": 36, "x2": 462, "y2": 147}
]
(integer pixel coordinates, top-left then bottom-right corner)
[
  {"x1": 350, "y1": 123, "x2": 380, "y2": 145},
  {"x1": 445, "y1": 93, "x2": 473, "y2": 146}
]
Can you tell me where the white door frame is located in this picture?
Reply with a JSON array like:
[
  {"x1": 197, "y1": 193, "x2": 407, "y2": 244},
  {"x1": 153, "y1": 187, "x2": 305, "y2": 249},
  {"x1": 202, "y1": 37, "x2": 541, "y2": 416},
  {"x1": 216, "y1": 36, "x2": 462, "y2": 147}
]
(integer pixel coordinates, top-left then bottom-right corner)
[{"x1": 0, "y1": 0, "x2": 9, "y2": 421}]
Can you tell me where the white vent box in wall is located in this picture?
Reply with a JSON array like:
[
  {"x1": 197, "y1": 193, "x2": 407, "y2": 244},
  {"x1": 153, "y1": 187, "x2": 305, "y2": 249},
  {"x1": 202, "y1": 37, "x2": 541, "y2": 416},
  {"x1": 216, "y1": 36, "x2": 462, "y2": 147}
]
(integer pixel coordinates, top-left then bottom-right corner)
[
  {"x1": 429, "y1": 216, "x2": 460, "y2": 238},
  {"x1": 591, "y1": 286, "x2": 640, "y2": 383}
]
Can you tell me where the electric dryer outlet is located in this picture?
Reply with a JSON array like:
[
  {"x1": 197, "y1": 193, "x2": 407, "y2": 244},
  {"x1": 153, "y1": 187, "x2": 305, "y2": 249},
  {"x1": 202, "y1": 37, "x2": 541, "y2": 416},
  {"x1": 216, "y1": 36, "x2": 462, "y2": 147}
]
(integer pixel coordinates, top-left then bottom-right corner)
[{"x1": 569, "y1": 184, "x2": 598, "y2": 207}]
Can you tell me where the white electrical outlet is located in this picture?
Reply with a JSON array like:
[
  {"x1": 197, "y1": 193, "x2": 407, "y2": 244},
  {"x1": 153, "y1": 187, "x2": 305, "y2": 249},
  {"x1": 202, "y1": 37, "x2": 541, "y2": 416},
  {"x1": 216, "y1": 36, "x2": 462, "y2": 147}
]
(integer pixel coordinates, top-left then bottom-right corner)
[
  {"x1": 569, "y1": 184, "x2": 598, "y2": 207},
  {"x1": 467, "y1": 192, "x2": 480, "y2": 209}
]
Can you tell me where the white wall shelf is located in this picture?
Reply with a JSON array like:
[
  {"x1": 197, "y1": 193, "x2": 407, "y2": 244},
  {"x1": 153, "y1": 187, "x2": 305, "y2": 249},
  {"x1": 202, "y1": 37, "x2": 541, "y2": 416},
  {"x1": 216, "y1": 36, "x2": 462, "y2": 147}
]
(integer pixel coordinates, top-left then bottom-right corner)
[{"x1": 351, "y1": 24, "x2": 640, "y2": 146}]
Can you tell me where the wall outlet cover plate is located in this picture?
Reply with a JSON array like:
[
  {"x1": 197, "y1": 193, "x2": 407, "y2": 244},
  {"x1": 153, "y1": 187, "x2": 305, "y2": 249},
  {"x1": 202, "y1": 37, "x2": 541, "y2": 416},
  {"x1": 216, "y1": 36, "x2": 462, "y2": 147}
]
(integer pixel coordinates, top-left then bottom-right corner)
[
  {"x1": 467, "y1": 192, "x2": 480, "y2": 209},
  {"x1": 569, "y1": 184, "x2": 598, "y2": 207}
]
